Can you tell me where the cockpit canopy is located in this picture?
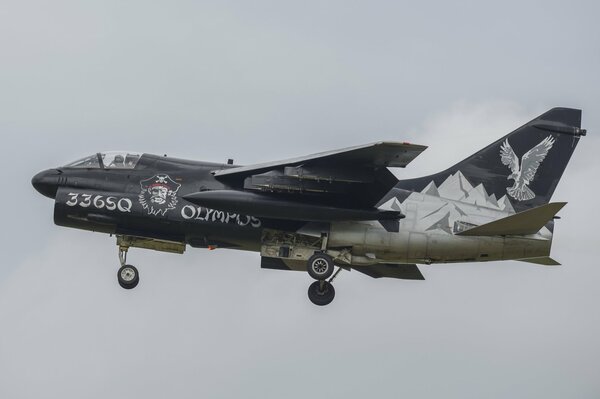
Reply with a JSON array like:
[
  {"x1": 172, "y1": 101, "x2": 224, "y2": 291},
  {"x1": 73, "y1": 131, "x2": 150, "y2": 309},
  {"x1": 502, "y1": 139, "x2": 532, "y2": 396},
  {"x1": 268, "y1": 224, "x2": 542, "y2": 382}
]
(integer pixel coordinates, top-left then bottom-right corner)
[{"x1": 65, "y1": 152, "x2": 142, "y2": 169}]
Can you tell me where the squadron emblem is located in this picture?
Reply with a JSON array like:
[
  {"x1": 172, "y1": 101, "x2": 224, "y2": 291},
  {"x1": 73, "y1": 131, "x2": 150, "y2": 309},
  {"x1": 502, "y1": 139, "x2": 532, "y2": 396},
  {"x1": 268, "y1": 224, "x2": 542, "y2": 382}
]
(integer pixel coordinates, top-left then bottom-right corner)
[
  {"x1": 139, "y1": 174, "x2": 181, "y2": 216},
  {"x1": 499, "y1": 135, "x2": 554, "y2": 201}
]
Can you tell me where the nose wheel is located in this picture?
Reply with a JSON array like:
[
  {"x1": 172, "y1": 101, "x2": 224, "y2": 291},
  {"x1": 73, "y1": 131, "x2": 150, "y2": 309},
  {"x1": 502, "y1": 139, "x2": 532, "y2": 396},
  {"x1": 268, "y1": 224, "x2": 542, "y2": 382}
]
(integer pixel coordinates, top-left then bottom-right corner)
[
  {"x1": 118, "y1": 246, "x2": 139, "y2": 289},
  {"x1": 306, "y1": 252, "x2": 341, "y2": 306}
]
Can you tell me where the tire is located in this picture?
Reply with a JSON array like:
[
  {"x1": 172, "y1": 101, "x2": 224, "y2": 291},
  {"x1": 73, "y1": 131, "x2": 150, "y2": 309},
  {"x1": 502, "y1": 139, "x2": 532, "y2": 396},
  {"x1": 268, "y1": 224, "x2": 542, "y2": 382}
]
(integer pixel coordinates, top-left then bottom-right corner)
[
  {"x1": 118, "y1": 264, "x2": 139, "y2": 289},
  {"x1": 307, "y1": 281, "x2": 335, "y2": 306},
  {"x1": 307, "y1": 253, "x2": 335, "y2": 280}
]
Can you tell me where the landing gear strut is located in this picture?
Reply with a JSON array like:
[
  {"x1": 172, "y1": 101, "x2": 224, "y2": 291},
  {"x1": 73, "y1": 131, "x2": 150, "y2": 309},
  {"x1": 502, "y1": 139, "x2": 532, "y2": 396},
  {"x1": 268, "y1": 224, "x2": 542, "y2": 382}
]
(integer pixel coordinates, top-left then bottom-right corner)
[
  {"x1": 306, "y1": 252, "x2": 341, "y2": 306},
  {"x1": 117, "y1": 246, "x2": 139, "y2": 289}
]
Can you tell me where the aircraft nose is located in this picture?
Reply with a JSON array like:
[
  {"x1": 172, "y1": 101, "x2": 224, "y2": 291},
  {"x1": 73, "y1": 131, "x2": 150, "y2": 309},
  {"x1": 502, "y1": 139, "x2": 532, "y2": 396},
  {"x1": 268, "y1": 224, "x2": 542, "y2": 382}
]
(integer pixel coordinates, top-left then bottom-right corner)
[{"x1": 31, "y1": 169, "x2": 61, "y2": 199}]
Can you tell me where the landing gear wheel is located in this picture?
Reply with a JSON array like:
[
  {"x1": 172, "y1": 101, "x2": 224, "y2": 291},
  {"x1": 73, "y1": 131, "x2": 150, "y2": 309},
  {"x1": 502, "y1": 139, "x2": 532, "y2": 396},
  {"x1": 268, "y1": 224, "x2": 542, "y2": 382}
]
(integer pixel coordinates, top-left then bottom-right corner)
[
  {"x1": 118, "y1": 264, "x2": 139, "y2": 289},
  {"x1": 307, "y1": 253, "x2": 335, "y2": 280},
  {"x1": 308, "y1": 281, "x2": 335, "y2": 306}
]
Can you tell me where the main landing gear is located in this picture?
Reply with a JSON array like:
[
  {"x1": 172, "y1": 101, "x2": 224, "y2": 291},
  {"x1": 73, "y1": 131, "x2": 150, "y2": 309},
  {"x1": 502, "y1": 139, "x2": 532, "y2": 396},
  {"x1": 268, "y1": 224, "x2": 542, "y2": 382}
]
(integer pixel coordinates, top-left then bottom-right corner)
[
  {"x1": 306, "y1": 253, "x2": 342, "y2": 306},
  {"x1": 117, "y1": 246, "x2": 139, "y2": 289}
]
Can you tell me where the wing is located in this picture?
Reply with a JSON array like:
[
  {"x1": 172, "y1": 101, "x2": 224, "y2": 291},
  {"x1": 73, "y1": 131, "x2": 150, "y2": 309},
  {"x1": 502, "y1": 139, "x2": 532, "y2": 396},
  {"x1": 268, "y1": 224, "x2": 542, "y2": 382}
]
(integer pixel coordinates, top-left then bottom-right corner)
[
  {"x1": 210, "y1": 141, "x2": 427, "y2": 208},
  {"x1": 520, "y1": 136, "x2": 555, "y2": 182},
  {"x1": 213, "y1": 141, "x2": 427, "y2": 177},
  {"x1": 499, "y1": 139, "x2": 519, "y2": 174}
]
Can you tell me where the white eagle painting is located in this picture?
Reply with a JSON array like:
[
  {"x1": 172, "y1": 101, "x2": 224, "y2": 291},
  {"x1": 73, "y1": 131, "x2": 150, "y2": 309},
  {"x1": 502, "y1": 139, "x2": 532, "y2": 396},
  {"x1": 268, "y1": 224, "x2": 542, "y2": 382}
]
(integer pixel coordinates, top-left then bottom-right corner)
[{"x1": 499, "y1": 135, "x2": 555, "y2": 201}]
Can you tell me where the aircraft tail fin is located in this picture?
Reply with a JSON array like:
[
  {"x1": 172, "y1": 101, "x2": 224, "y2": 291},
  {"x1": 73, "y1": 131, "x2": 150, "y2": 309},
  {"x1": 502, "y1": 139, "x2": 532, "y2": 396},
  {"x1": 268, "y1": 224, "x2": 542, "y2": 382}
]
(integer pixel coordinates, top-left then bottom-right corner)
[
  {"x1": 395, "y1": 108, "x2": 585, "y2": 212},
  {"x1": 456, "y1": 202, "x2": 566, "y2": 236}
]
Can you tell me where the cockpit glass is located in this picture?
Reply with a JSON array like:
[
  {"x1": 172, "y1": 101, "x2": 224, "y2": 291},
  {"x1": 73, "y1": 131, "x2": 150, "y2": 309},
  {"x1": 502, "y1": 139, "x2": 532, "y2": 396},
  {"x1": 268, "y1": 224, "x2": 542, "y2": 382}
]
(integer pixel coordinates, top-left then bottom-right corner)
[
  {"x1": 65, "y1": 154, "x2": 101, "y2": 168},
  {"x1": 64, "y1": 152, "x2": 141, "y2": 169},
  {"x1": 101, "y1": 151, "x2": 141, "y2": 169}
]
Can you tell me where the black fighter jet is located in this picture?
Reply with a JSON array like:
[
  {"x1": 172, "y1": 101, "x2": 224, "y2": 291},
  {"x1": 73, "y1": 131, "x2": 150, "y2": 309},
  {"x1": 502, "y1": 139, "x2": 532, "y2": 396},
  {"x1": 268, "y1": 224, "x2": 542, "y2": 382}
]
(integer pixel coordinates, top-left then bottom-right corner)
[{"x1": 32, "y1": 108, "x2": 586, "y2": 305}]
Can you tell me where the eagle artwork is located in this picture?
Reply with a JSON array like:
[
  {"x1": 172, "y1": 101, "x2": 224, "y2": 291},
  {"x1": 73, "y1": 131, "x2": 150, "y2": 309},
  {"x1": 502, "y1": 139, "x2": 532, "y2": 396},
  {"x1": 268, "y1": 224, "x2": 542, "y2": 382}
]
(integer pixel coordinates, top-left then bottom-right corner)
[{"x1": 500, "y1": 135, "x2": 555, "y2": 201}]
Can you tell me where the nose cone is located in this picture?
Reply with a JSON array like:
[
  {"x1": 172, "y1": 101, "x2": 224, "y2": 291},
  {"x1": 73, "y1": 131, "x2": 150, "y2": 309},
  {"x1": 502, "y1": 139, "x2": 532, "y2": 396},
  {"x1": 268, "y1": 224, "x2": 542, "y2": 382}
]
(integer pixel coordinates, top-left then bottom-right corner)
[{"x1": 32, "y1": 169, "x2": 61, "y2": 199}]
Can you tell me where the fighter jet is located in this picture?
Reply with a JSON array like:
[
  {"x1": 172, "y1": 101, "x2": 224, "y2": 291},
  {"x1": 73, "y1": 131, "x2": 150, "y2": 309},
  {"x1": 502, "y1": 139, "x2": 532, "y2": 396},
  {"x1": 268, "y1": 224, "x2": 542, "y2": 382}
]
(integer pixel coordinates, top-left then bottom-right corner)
[{"x1": 32, "y1": 107, "x2": 586, "y2": 305}]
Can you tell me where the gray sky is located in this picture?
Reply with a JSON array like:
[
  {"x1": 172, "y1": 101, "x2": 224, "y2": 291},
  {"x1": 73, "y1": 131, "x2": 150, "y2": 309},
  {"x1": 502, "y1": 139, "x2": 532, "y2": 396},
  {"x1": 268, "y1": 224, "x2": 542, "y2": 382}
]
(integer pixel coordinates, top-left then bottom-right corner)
[{"x1": 1, "y1": 1, "x2": 599, "y2": 398}]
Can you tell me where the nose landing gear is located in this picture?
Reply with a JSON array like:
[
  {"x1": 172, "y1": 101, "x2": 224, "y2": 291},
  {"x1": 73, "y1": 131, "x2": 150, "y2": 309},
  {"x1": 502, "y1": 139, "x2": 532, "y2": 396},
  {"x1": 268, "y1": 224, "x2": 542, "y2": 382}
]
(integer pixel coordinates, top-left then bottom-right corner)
[
  {"x1": 117, "y1": 246, "x2": 139, "y2": 289},
  {"x1": 307, "y1": 280, "x2": 335, "y2": 306}
]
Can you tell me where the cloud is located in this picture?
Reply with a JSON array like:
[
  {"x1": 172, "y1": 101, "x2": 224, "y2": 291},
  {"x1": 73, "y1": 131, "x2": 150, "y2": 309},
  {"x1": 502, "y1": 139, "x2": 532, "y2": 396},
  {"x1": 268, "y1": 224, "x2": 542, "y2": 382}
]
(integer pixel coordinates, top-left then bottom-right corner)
[{"x1": 1, "y1": 1, "x2": 599, "y2": 397}]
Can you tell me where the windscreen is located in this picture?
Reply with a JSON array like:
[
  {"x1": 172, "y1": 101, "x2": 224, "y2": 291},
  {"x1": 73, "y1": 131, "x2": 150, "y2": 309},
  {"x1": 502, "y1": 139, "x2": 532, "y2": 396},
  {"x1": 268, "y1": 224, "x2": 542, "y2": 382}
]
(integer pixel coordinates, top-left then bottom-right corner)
[{"x1": 64, "y1": 154, "x2": 101, "y2": 168}]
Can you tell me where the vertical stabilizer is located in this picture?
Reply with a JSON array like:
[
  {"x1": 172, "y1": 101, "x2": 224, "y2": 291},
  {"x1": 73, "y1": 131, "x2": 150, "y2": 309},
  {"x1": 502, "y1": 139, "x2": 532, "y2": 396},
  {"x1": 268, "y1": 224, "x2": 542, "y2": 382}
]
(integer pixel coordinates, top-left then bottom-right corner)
[{"x1": 392, "y1": 108, "x2": 585, "y2": 212}]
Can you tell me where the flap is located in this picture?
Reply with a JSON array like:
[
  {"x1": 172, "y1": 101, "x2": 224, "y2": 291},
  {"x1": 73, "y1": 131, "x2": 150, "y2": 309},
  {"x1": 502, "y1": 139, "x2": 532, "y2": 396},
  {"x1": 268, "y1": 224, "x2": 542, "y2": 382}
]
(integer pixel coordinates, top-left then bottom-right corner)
[
  {"x1": 456, "y1": 202, "x2": 567, "y2": 236},
  {"x1": 352, "y1": 263, "x2": 425, "y2": 280},
  {"x1": 261, "y1": 256, "x2": 306, "y2": 271},
  {"x1": 213, "y1": 141, "x2": 427, "y2": 179},
  {"x1": 517, "y1": 257, "x2": 561, "y2": 266}
]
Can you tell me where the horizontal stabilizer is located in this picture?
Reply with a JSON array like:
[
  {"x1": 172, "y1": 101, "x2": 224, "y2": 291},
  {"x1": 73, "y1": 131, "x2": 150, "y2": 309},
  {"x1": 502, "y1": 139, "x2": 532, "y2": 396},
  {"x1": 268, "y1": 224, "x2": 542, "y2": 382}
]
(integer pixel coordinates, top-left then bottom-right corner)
[
  {"x1": 456, "y1": 202, "x2": 566, "y2": 236},
  {"x1": 352, "y1": 263, "x2": 425, "y2": 280},
  {"x1": 518, "y1": 257, "x2": 561, "y2": 266}
]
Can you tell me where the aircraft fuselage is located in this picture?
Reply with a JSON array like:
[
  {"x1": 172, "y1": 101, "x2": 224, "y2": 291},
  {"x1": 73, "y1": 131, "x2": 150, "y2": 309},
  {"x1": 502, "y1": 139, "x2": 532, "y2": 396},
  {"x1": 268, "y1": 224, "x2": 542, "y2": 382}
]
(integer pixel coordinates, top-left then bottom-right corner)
[{"x1": 33, "y1": 153, "x2": 552, "y2": 267}]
